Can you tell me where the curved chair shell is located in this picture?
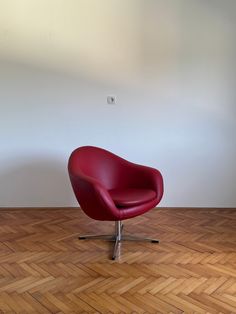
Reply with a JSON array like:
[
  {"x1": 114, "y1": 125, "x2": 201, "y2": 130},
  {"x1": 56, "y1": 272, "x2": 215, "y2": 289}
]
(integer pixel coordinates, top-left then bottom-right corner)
[{"x1": 68, "y1": 146, "x2": 163, "y2": 221}]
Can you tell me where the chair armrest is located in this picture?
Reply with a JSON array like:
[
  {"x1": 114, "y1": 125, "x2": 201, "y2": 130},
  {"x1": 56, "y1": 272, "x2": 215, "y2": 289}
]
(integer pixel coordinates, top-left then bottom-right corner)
[
  {"x1": 128, "y1": 163, "x2": 164, "y2": 203},
  {"x1": 69, "y1": 173, "x2": 121, "y2": 220}
]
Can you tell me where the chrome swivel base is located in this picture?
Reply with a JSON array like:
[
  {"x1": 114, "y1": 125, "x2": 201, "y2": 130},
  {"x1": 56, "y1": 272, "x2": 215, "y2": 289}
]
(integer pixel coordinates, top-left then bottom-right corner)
[{"x1": 78, "y1": 221, "x2": 159, "y2": 260}]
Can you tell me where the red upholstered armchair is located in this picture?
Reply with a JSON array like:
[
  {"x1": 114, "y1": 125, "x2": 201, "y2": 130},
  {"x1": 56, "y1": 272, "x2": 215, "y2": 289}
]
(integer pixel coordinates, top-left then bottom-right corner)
[{"x1": 68, "y1": 146, "x2": 163, "y2": 260}]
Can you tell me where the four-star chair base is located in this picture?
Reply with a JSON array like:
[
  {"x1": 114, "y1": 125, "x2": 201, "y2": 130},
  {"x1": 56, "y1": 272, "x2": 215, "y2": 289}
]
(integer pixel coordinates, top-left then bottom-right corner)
[{"x1": 78, "y1": 221, "x2": 159, "y2": 260}]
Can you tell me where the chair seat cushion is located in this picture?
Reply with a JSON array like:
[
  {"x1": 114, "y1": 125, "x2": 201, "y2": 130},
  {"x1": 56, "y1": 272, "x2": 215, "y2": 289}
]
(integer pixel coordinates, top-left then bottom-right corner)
[{"x1": 109, "y1": 188, "x2": 157, "y2": 207}]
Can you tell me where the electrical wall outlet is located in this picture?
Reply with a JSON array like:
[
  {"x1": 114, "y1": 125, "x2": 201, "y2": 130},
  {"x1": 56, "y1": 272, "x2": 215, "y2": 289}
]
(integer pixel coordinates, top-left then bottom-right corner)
[{"x1": 107, "y1": 96, "x2": 116, "y2": 105}]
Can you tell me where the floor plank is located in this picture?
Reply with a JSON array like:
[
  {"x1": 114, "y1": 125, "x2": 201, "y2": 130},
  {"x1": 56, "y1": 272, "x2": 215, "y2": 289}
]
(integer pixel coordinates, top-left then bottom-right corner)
[{"x1": 0, "y1": 207, "x2": 235, "y2": 313}]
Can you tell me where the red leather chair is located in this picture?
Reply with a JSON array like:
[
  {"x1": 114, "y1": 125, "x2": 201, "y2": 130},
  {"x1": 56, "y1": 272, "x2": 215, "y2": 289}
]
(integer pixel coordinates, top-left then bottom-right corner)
[{"x1": 68, "y1": 146, "x2": 163, "y2": 260}]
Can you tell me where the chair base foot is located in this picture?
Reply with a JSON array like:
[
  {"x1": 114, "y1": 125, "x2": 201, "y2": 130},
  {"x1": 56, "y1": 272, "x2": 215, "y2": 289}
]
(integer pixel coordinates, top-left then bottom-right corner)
[
  {"x1": 78, "y1": 234, "x2": 114, "y2": 240},
  {"x1": 78, "y1": 221, "x2": 159, "y2": 260}
]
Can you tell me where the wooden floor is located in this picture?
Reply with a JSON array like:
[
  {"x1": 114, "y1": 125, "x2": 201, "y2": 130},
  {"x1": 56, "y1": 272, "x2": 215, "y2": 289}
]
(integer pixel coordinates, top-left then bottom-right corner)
[{"x1": 0, "y1": 208, "x2": 235, "y2": 313}]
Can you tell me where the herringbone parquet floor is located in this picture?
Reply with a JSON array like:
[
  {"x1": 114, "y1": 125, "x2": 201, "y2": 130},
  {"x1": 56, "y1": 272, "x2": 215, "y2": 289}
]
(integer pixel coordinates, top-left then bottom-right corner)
[{"x1": 0, "y1": 207, "x2": 235, "y2": 313}]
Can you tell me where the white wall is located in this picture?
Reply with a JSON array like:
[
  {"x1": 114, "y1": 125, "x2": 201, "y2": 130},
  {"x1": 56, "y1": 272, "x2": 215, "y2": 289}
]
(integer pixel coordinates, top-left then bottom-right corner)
[{"x1": 0, "y1": 0, "x2": 236, "y2": 207}]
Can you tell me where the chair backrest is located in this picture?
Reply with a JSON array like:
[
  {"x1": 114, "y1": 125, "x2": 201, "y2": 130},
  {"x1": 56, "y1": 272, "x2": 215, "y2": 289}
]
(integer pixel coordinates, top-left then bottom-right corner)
[{"x1": 68, "y1": 146, "x2": 131, "y2": 190}]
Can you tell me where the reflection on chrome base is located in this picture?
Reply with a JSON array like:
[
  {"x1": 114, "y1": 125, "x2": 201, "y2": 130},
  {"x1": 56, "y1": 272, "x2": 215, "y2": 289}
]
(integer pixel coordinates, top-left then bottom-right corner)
[{"x1": 78, "y1": 221, "x2": 159, "y2": 260}]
